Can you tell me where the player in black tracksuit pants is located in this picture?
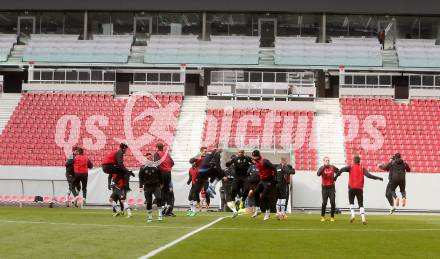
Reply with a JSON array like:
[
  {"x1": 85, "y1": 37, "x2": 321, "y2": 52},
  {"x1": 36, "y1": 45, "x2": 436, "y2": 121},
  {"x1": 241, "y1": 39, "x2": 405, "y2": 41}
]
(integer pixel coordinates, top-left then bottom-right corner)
[
  {"x1": 139, "y1": 153, "x2": 163, "y2": 222},
  {"x1": 379, "y1": 153, "x2": 410, "y2": 213},
  {"x1": 225, "y1": 150, "x2": 252, "y2": 213},
  {"x1": 275, "y1": 158, "x2": 295, "y2": 219},
  {"x1": 188, "y1": 149, "x2": 224, "y2": 215},
  {"x1": 317, "y1": 157, "x2": 339, "y2": 221}
]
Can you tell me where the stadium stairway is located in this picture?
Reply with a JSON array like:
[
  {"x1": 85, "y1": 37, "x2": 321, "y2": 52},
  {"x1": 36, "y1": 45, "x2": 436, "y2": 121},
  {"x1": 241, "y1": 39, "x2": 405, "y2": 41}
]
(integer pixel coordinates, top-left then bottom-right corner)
[
  {"x1": 259, "y1": 47, "x2": 275, "y2": 65},
  {"x1": 0, "y1": 93, "x2": 21, "y2": 135},
  {"x1": 314, "y1": 98, "x2": 346, "y2": 168},
  {"x1": 171, "y1": 96, "x2": 208, "y2": 171},
  {"x1": 382, "y1": 49, "x2": 399, "y2": 68},
  {"x1": 7, "y1": 44, "x2": 25, "y2": 63},
  {"x1": 127, "y1": 45, "x2": 146, "y2": 64}
]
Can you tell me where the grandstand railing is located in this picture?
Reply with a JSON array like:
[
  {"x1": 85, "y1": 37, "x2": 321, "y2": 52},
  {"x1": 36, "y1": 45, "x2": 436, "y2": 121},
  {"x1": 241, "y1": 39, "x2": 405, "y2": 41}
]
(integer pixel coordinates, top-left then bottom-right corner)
[
  {"x1": 29, "y1": 68, "x2": 116, "y2": 84},
  {"x1": 339, "y1": 72, "x2": 395, "y2": 97},
  {"x1": 209, "y1": 70, "x2": 316, "y2": 98},
  {"x1": 407, "y1": 73, "x2": 440, "y2": 98}
]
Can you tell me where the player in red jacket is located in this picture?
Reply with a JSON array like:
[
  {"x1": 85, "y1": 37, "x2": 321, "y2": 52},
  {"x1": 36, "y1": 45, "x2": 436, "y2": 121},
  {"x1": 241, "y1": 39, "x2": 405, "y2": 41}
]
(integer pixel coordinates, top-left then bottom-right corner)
[
  {"x1": 251, "y1": 150, "x2": 277, "y2": 221},
  {"x1": 338, "y1": 155, "x2": 383, "y2": 225},
  {"x1": 316, "y1": 156, "x2": 339, "y2": 222},
  {"x1": 71, "y1": 147, "x2": 93, "y2": 207},
  {"x1": 154, "y1": 142, "x2": 175, "y2": 214}
]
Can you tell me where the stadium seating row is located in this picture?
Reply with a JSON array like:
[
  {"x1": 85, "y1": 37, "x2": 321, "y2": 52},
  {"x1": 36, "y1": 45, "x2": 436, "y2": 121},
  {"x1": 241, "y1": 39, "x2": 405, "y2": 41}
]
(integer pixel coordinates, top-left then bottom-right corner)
[
  {"x1": 23, "y1": 34, "x2": 133, "y2": 63},
  {"x1": 202, "y1": 108, "x2": 316, "y2": 170},
  {"x1": 0, "y1": 34, "x2": 16, "y2": 62},
  {"x1": 341, "y1": 97, "x2": 440, "y2": 173},
  {"x1": 0, "y1": 93, "x2": 182, "y2": 168}
]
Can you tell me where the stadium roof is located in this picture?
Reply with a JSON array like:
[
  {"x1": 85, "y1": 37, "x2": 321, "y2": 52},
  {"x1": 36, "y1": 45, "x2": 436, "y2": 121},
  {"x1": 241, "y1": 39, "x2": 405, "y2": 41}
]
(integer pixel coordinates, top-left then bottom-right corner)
[{"x1": 1, "y1": 0, "x2": 440, "y2": 15}]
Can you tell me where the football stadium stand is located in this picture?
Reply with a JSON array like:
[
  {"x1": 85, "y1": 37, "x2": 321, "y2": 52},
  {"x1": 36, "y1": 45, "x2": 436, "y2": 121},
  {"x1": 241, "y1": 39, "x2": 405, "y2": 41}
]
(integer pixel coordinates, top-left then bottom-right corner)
[
  {"x1": 0, "y1": 34, "x2": 16, "y2": 62},
  {"x1": 0, "y1": 93, "x2": 182, "y2": 167},
  {"x1": 396, "y1": 39, "x2": 440, "y2": 68},
  {"x1": 144, "y1": 35, "x2": 260, "y2": 65},
  {"x1": 23, "y1": 34, "x2": 132, "y2": 63},
  {"x1": 202, "y1": 108, "x2": 316, "y2": 170},
  {"x1": 275, "y1": 36, "x2": 382, "y2": 67},
  {"x1": 342, "y1": 97, "x2": 440, "y2": 173}
]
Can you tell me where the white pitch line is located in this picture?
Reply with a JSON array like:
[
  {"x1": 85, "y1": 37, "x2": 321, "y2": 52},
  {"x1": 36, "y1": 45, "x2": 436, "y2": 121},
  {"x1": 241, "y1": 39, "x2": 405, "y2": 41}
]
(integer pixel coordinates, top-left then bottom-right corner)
[
  {"x1": 0, "y1": 219, "x2": 195, "y2": 230},
  {"x1": 207, "y1": 227, "x2": 440, "y2": 232},
  {"x1": 1, "y1": 218, "x2": 440, "y2": 233},
  {"x1": 138, "y1": 217, "x2": 226, "y2": 259}
]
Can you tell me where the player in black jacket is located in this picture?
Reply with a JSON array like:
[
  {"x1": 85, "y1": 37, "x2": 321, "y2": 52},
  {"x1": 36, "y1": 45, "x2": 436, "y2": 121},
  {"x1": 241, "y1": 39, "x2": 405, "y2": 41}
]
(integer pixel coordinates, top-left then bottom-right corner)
[
  {"x1": 187, "y1": 148, "x2": 224, "y2": 216},
  {"x1": 139, "y1": 153, "x2": 163, "y2": 223},
  {"x1": 275, "y1": 157, "x2": 295, "y2": 220},
  {"x1": 225, "y1": 150, "x2": 252, "y2": 217},
  {"x1": 378, "y1": 153, "x2": 411, "y2": 213}
]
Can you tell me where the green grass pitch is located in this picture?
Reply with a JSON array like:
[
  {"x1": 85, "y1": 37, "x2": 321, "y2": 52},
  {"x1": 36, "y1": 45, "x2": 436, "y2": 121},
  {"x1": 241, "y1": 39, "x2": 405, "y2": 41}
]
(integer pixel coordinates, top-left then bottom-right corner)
[{"x1": 1, "y1": 207, "x2": 440, "y2": 259}]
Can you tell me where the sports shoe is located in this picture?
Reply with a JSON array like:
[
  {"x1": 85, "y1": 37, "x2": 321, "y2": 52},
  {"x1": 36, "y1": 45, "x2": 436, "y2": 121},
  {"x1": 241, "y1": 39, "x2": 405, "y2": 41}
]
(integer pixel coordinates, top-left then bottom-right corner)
[
  {"x1": 158, "y1": 216, "x2": 163, "y2": 221},
  {"x1": 276, "y1": 213, "x2": 281, "y2": 220},
  {"x1": 189, "y1": 211, "x2": 198, "y2": 217},
  {"x1": 330, "y1": 217, "x2": 335, "y2": 222},
  {"x1": 350, "y1": 217, "x2": 355, "y2": 223},
  {"x1": 186, "y1": 210, "x2": 192, "y2": 216},
  {"x1": 251, "y1": 210, "x2": 261, "y2": 218},
  {"x1": 282, "y1": 213, "x2": 288, "y2": 220},
  {"x1": 320, "y1": 217, "x2": 326, "y2": 222},
  {"x1": 402, "y1": 198, "x2": 406, "y2": 207},
  {"x1": 65, "y1": 200, "x2": 70, "y2": 207},
  {"x1": 362, "y1": 221, "x2": 367, "y2": 225},
  {"x1": 239, "y1": 200, "x2": 244, "y2": 209},
  {"x1": 263, "y1": 212, "x2": 270, "y2": 221},
  {"x1": 395, "y1": 197, "x2": 400, "y2": 207},
  {"x1": 168, "y1": 212, "x2": 176, "y2": 217},
  {"x1": 389, "y1": 207, "x2": 396, "y2": 215},
  {"x1": 232, "y1": 211, "x2": 239, "y2": 218},
  {"x1": 126, "y1": 213, "x2": 132, "y2": 218},
  {"x1": 147, "y1": 218, "x2": 153, "y2": 223},
  {"x1": 73, "y1": 197, "x2": 78, "y2": 208},
  {"x1": 113, "y1": 211, "x2": 122, "y2": 217}
]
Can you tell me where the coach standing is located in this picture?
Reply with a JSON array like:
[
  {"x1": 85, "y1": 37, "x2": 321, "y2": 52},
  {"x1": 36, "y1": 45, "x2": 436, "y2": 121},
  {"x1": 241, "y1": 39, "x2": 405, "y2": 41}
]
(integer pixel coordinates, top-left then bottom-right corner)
[{"x1": 316, "y1": 156, "x2": 339, "y2": 222}]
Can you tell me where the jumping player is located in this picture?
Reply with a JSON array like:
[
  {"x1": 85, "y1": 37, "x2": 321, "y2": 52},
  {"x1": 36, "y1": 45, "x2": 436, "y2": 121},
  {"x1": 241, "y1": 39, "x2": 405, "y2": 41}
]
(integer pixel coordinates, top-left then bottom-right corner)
[
  {"x1": 378, "y1": 153, "x2": 410, "y2": 213},
  {"x1": 71, "y1": 147, "x2": 93, "y2": 208},
  {"x1": 225, "y1": 150, "x2": 252, "y2": 217},
  {"x1": 109, "y1": 170, "x2": 133, "y2": 218},
  {"x1": 338, "y1": 155, "x2": 383, "y2": 225},
  {"x1": 154, "y1": 143, "x2": 174, "y2": 217},
  {"x1": 102, "y1": 143, "x2": 131, "y2": 189},
  {"x1": 275, "y1": 157, "x2": 295, "y2": 220},
  {"x1": 251, "y1": 150, "x2": 276, "y2": 221},
  {"x1": 187, "y1": 148, "x2": 224, "y2": 216},
  {"x1": 139, "y1": 153, "x2": 163, "y2": 222},
  {"x1": 316, "y1": 156, "x2": 339, "y2": 222},
  {"x1": 187, "y1": 147, "x2": 207, "y2": 215}
]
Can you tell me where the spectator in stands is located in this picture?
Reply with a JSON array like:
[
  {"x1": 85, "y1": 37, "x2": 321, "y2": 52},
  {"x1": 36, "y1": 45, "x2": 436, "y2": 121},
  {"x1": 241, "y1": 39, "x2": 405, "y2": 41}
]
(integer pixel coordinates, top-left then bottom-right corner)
[
  {"x1": 317, "y1": 156, "x2": 339, "y2": 222},
  {"x1": 337, "y1": 155, "x2": 383, "y2": 225},
  {"x1": 65, "y1": 145, "x2": 80, "y2": 207},
  {"x1": 154, "y1": 142, "x2": 175, "y2": 217},
  {"x1": 72, "y1": 147, "x2": 93, "y2": 207},
  {"x1": 378, "y1": 153, "x2": 411, "y2": 213},
  {"x1": 276, "y1": 157, "x2": 295, "y2": 220},
  {"x1": 251, "y1": 150, "x2": 277, "y2": 221},
  {"x1": 378, "y1": 30, "x2": 385, "y2": 49}
]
